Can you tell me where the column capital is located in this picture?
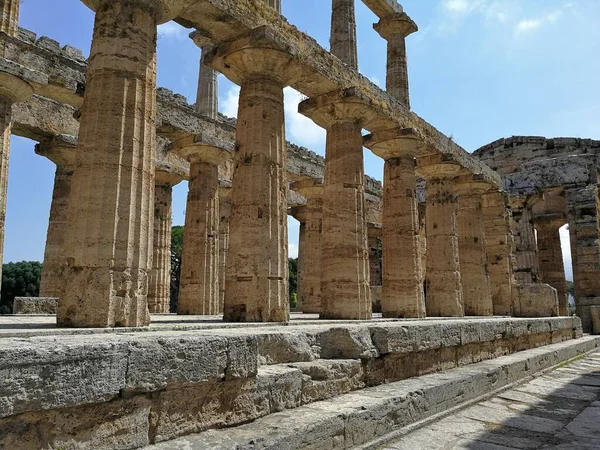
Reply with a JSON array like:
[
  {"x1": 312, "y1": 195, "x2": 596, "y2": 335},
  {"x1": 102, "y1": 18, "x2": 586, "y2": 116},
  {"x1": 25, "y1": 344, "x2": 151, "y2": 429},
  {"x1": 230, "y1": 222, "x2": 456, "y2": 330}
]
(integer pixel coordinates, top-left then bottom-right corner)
[
  {"x1": 416, "y1": 154, "x2": 465, "y2": 180},
  {"x1": 169, "y1": 133, "x2": 234, "y2": 165},
  {"x1": 367, "y1": 222, "x2": 382, "y2": 239},
  {"x1": 374, "y1": 12, "x2": 418, "y2": 41},
  {"x1": 155, "y1": 161, "x2": 186, "y2": 186},
  {"x1": 35, "y1": 134, "x2": 77, "y2": 169},
  {"x1": 190, "y1": 30, "x2": 213, "y2": 49},
  {"x1": 290, "y1": 177, "x2": 324, "y2": 200},
  {"x1": 299, "y1": 88, "x2": 396, "y2": 130},
  {"x1": 531, "y1": 214, "x2": 566, "y2": 231},
  {"x1": 205, "y1": 27, "x2": 300, "y2": 87},
  {"x1": 453, "y1": 174, "x2": 493, "y2": 196},
  {"x1": 364, "y1": 127, "x2": 428, "y2": 159}
]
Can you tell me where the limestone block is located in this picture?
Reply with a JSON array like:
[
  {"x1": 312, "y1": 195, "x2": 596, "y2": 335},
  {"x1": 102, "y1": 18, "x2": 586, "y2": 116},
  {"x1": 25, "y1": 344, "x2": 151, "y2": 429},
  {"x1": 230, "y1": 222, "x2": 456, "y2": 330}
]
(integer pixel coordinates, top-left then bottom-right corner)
[
  {"x1": 289, "y1": 359, "x2": 365, "y2": 404},
  {"x1": 124, "y1": 335, "x2": 258, "y2": 394},
  {"x1": 0, "y1": 338, "x2": 128, "y2": 418},
  {"x1": 318, "y1": 327, "x2": 379, "y2": 360},
  {"x1": 257, "y1": 332, "x2": 317, "y2": 365},
  {"x1": 0, "y1": 396, "x2": 151, "y2": 450},
  {"x1": 257, "y1": 365, "x2": 303, "y2": 412},
  {"x1": 515, "y1": 283, "x2": 560, "y2": 318},
  {"x1": 12, "y1": 297, "x2": 57, "y2": 314}
]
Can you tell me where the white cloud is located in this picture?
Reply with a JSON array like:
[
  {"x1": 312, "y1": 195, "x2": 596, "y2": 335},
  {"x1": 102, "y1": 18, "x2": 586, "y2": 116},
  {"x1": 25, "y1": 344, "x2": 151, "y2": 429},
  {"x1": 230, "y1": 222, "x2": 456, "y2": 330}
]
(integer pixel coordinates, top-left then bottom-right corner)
[
  {"x1": 560, "y1": 224, "x2": 573, "y2": 281},
  {"x1": 220, "y1": 85, "x2": 241, "y2": 118},
  {"x1": 515, "y1": 10, "x2": 562, "y2": 37},
  {"x1": 157, "y1": 22, "x2": 187, "y2": 40},
  {"x1": 289, "y1": 242, "x2": 299, "y2": 259},
  {"x1": 284, "y1": 88, "x2": 326, "y2": 152},
  {"x1": 442, "y1": 0, "x2": 485, "y2": 15}
]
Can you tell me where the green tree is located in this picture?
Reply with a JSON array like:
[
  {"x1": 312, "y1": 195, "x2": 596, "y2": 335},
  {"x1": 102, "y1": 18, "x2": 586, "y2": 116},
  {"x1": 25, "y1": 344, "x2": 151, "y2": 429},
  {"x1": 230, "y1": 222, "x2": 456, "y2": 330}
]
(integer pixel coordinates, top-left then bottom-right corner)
[
  {"x1": 1, "y1": 261, "x2": 43, "y2": 314},
  {"x1": 170, "y1": 225, "x2": 184, "y2": 312},
  {"x1": 566, "y1": 280, "x2": 575, "y2": 298},
  {"x1": 288, "y1": 257, "x2": 298, "y2": 308}
]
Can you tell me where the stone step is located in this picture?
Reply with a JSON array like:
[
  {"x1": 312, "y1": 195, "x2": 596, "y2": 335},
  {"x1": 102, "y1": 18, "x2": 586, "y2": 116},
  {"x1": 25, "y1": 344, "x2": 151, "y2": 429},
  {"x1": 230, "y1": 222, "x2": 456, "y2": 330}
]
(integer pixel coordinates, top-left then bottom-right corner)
[{"x1": 145, "y1": 336, "x2": 600, "y2": 450}]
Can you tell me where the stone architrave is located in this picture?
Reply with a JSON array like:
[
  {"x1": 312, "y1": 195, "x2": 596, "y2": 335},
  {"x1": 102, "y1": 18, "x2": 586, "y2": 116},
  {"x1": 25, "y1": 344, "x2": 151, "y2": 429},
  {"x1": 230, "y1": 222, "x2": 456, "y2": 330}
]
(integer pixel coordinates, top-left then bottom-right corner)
[
  {"x1": 290, "y1": 178, "x2": 324, "y2": 314},
  {"x1": 170, "y1": 134, "x2": 233, "y2": 316},
  {"x1": 417, "y1": 156, "x2": 464, "y2": 317},
  {"x1": 205, "y1": 31, "x2": 301, "y2": 323},
  {"x1": 454, "y1": 175, "x2": 493, "y2": 316},
  {"x1": 364, "y1": 128, "x2": 426, "y2": 318},
  {"x1": 35, "y1": 135, "x2": 78, "y2": 299},
  {"x1": 373, "y1": 12, "x2": 418, "y2": 108},
  {"x1": 483, "y1": 190, "x2": 517, "y2": 316},
  {"x1": 59, "y1": 0, "x2": 161, "y2": 327},
  {"x1": 147, "y1": 163, "x2": 185, "y2": 314},
  {"x1": 534, "y1": 216, "x2": 568, "y2": 316}
]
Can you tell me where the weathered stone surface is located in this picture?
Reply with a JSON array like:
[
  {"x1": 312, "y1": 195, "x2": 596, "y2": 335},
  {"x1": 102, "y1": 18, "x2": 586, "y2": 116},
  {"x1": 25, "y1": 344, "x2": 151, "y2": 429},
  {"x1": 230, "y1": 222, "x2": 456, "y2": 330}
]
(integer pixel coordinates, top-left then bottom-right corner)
[
  {"x1": 12, "y1": 297, "x2": 57, "y2": 314},
  {"x1": 514, "y1": 283, "x2": 560, "y2": 318},
  {"x1": 317, "y1": 326, "x2": 379, "y2": 360}
]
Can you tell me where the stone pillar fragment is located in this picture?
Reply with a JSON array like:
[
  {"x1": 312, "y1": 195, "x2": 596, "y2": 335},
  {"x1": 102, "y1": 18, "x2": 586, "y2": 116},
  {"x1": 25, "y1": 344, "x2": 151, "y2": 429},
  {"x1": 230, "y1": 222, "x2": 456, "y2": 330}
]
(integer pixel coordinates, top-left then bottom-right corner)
[
  {"x1": 483, "y1": 190, "x2": 516, "y2": 316},
  {"x1": 364, "y1": 129, "x2": 426, "y2": 318},
  {"x1": 35, "y1": 136, "x2": 77, "y2": 299},
  {"x1": 170, "y1": 136, "x2": 233, "y2": 315},
  {"x1": 566, "y1": 186, "x2": 600, "y2": 332},
  {"x1": 206, "y1": 42, "x2": 300, "y2": 323},
  {"x1": 454, "y1": 176, "x2": 493, "y2": 316},
  {"x1": 59, "y1": 1, "x2": 158, "y2": 327},
  {"x1": 330, "y1": 0, "x2": 358, "y2": 69},
  {"x1": 373, "y1": 12, "x2": 418, "y2": 108},
  {"x1": 290, "y1": 178, "x2": 323, "y2": 314},
  {"x1": 509, "y1": 196, "x2": 541, "y2": 284},
  {"x1": 418, "y1": 157, "x2": 464, "y2": 317},
  {"x1": 534, "y1": 217, "x2": 568, "y2": 316},
  {"x1": 147, "y1": 165, "x2": 184, "y2": 314}
]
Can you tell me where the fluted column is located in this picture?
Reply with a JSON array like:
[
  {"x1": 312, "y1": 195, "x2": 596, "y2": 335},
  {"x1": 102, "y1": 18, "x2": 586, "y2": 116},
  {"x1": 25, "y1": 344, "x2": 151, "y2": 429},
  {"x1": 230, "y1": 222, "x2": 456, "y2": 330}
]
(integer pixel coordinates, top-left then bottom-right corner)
[
  {"x1": 290, "y1": 178, "x2": 323, "y2": 314},
  {"x1": 418, "y1": 158, "x2": 464, "y2": 317},
  {"x1": 218, "y1": 183, "x2": 232, "y2": 312},
  {"x1": 331, "y1": 0, "x2": 358, "y2": 69},
  {"x1": 483, "y1": 190, "x2": 516, "y2": 316},
  {"x1": 508, "y1": 196, "x2": 541, "y2": 284},
  {"x1": 206, "y1": 38, "x2": 301, "y2": 323},
  {"x1": 364, "y1": 129, "x2": 426, "y2": 318},
  {"x1": 263, "y1": 0, "x2": 281, "y2": 12},
  {"x1": 454, "y1": 176, "x2": 493, "y2": 316},
  {"x1": 373, "y1": 12, "x2": 417, "y2": 108},
  {"x1": 147, "y1": 165, "x2": 184, "y2": 313},
  {"x1": 170, "y1": 136, "x2": 232, "y2": 315},
  {"x1": 191, "y1": 33, "x2": 218, "y2": 120},
  {"x1": 367, "y1": 224, "x2": 382, "y2": 288},
  {"x1": 35, "y1": 136, "x2": 77, "y2": 299},
  {"x1": 534, "y1": 216, "x2": 568, "y2": 316},
  {"x1": 59, "y1": 1, "x2": 158, "y2": 327},
  {"x1": 0, "y1": 0, "x2": 20, "y2": 36}
]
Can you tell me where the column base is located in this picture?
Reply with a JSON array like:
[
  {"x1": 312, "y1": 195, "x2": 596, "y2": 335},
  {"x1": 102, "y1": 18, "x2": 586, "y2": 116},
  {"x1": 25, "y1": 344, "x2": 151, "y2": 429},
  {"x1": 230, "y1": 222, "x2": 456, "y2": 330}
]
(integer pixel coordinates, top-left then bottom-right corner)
[{"x1": 58, "y1": 267, "x2": 150, "y2": 328}]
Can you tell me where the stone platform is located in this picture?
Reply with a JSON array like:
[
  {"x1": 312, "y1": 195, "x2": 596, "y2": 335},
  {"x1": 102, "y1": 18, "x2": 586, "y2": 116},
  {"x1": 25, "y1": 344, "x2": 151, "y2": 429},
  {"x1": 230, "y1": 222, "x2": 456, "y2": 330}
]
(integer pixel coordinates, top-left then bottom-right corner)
[{"x1": 0, "y1": 314, "x2": 591, "y2": 449}]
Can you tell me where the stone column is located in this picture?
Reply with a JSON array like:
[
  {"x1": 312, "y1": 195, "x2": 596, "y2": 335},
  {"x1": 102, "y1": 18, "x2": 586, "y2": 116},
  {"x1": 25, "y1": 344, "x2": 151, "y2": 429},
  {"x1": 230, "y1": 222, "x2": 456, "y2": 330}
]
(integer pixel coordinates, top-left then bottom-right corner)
[
  {"x1": 218, "y1": 183, "x2": 232, "y2": 313},
  {"x1": 454, "y1": 176, "x2": 493, "y2": 316},
  {"x1": 373, "y1": 12, "x2": 418, "y2": 108},
  {"x1": 147, "y1": 165, "x2": 184, "y2": 314},
  {"x1": 364, "y1": 129, "x2": 426, "y2": 318},
  {"x1": 534, "y1": 216, "x2": 568, "y2": 316},
  {"x1": 191, "y1": 33, "x2": 218, "y2": 120},
  {"x1": 417, "y1": 157, "x2": 464, "y2": 317},
  {"x1": 171, "y1": 135, "x2": 233, "y2": 315},
  {"x1": 206, "y1": 40, "x2": 300, "y2": 323},
  {"x1": 367, "y1": 224, "x2": 382, "y2": 310},
  {"x1": 35, "y1": 136, "x2": 77, "y2": 299},
  {"x1": 508, "y1": 196, "x2": 541, "y2": 284},
  {"x1": 566, "y1": 186, "x2": 600, "y2": 331},
  {"x1": 330, "y1": 0, "x2": 358, "y2": 69},
  {"x1": 263, "y1": 0, "x2": 281, "y2": 12},
  {"x1": 290, "y1": 178, "x2": 323, "y2": 314},
  {"x1": 59, "y1": 1, "x2": 158, "y2": 327},
  {"x1": 0, "y1": 0, "x2": 20, "y2": 36},
  {"x1": 483, "y1": 190, "x2": 516, "y2": 316}
]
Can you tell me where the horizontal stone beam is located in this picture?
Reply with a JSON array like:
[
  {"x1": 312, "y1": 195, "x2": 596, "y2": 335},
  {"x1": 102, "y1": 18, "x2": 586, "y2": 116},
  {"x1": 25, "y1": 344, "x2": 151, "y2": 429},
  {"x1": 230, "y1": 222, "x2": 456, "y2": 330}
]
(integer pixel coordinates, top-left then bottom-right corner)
[
  {"x1": 12, "y1": 95, "x2": 79, "y2": 141},
  {"x1": 361, "y1": 0, "x2": 403, "y2": 18}
]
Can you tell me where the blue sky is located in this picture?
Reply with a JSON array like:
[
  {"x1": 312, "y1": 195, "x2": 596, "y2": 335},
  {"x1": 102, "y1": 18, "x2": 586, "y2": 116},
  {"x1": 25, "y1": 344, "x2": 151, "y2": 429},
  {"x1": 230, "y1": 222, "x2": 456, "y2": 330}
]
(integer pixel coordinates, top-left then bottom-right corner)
[{"x1": 6, "y1": 0, "x2": 600, "y2": 280}]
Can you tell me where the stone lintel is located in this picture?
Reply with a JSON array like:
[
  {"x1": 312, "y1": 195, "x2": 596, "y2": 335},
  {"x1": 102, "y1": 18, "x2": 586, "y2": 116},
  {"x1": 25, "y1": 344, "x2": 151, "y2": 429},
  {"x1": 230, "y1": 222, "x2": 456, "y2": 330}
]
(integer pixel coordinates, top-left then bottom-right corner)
[
  {"x1": 363, "y1": 127, "x2": 428, "y2": 160},
  {"x1": 169, "y1": 133, "x2": 234, "y2": 164},
  {"x1": 205, "y1": 26, "x2": 301, "y2": 86},
  {"x1": 0, "y1": 66, "x2": 36, "y2": 103},
  {"x1": 373, "y1": 12, "x2": 418, "y2": 40},
  {"x1": 34, "y1": 134, "x2": 77, "y2": 168},
  {"x1": 361, "y1": 0, "x2": 403, "y2": 18},
  {"x1": 155, "y1": 161, "x2": 187, "y2": 186}
]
